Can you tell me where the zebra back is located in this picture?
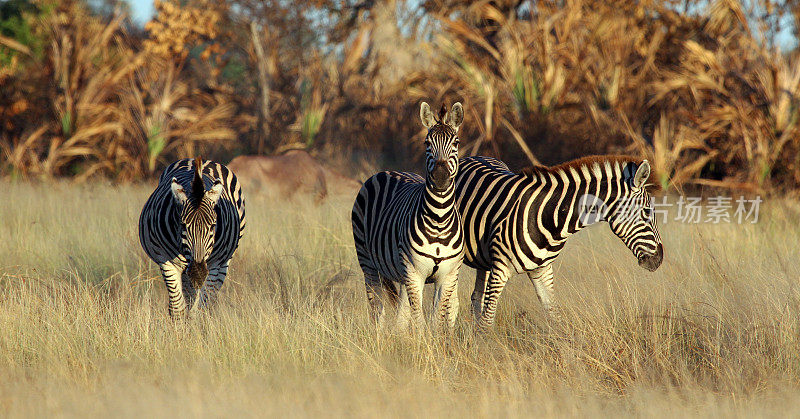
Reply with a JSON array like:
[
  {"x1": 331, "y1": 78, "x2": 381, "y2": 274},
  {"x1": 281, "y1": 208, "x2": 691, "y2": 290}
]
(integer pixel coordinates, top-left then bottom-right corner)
[{"x1": 456, "y1": 155, "x2": 663, "y2": 273}]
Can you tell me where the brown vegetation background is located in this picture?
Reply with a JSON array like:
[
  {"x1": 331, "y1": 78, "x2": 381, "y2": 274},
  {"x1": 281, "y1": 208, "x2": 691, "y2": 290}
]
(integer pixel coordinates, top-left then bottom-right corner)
[{"x1": 1, "y1": 0, "x2": 799, "y2": 193}]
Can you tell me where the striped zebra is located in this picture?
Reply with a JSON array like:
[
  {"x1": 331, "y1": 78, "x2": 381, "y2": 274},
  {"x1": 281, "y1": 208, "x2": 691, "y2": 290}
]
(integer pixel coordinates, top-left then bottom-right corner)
[
  {"x1": 139, "y1": 157, "x2": 246, "y2": 317},
  {"x1": 351, "y1": 102, "x2": 465, "y2": 330},
  {"x1": 456, "y1": 155, "x2": 663, "y2": 328}
]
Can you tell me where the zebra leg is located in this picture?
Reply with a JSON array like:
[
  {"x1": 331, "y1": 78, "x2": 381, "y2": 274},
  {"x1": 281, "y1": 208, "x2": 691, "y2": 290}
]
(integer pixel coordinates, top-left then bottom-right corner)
[
  {"x1": 471, "y1": 270, "x2": 489, "y2": 322},
  {"x1": 526, "y1": 264, "x2": 558, "y2": 317},
  {"x1": 478, "y1": 265, "x2": 512, "y2": 330},
  {"x1": 404, "y1": 274, "x2": 426, "y2": 331},
  {"x1": 181, "y1": 270, "x2": 199, "y2": 312},
  {"x1": 197, "y1": 260, "x2": 229, "y2": 311},
  {"x1": 160, "y1": 260, "x2": 188, "y2": 318},
  {"x1": 365, "y1": 274, "x2": 385, "y2": 326},
  {"x1": 394, "y1": 283, "x2": 412, "y2": 332},
  {"x1": 433, "y1": 269, "x2": 460, "y2": 330},
  {"x1": 361, "y1": 262, "x2": 386, "y2": 326}
]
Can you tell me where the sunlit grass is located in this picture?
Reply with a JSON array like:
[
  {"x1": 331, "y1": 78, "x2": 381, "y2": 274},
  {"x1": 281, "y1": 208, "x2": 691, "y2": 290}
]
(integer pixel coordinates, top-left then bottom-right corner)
[{"x1": 1, "y1": 181, "x2": 799, "y2": 416}]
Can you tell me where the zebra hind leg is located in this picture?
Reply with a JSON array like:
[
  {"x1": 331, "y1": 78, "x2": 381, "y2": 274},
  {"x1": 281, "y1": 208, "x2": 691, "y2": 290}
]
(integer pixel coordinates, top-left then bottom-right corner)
[
  {"x1": 471, "y1": 270, "x2": 489, "y2": 323},
  {"x1": 478, "y1": 265, "x2": 512, "y2": 331},
  {"x1": 362, "y1": 263, "x2": 387, "y2": 327},
  {"x1": 526, "y1": 264, "x2": 559, "y2": 320}
]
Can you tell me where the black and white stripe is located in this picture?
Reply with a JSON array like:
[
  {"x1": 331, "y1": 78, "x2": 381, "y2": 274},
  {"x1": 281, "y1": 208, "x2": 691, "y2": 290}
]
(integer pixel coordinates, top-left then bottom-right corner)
[
  {"x1": 139, "y1": 157, "x2": 246, "y2": 317},
  {"x1": 351, "y1": 102, "x2": 465, "y2": 330},
  {"x1": 456, "y1": 155, "x2": 663, "y2": 328}
]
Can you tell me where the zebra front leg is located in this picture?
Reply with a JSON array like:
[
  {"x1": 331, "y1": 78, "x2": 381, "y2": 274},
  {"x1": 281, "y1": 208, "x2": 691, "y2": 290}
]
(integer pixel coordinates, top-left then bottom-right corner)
[
  {"x1": 526, "y1": 264, "x2": 558, "y2": 318},
  {"x1": 478, "y1": 264, "x2": 512, "y2": 330},
  {"x1": 433, "y1": 269, "x2": 460, "y2": 330},
  {"x1": 196, "y1": 261, "x2": 229, "y2": 312},
  {"x1": 160, "y1": 260, "x2": 188, "y2": 318},
  {"x1": 471, "y1": 270, "x2": 489, "y2": 322},
  {"x1": 181, "y1": 270, "x2": 199, "y2": 313},
  {"x1": 433, "y1": 265, "x2": 461, "y2": 329},
  {"x1": 404, "y1": 274, "x2": 426, "y2": 332}
]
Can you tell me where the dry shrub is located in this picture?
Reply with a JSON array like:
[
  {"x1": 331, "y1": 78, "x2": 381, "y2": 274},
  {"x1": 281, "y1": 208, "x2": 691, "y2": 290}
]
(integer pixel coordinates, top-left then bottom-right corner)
[
  {"x1": 143, "y1": 0, "x2": 223, "y2": 61},
  {"x1": 650, "y1": 1, "x2": 800, "y2": 191},
  {"x1": 0, "y1": 0, "x2": 236, "y2": 180},
  {"x1": 0, "y1": 2, "x2": 143, "y2": 180},
  {"x1": 432, "y1": 0, "x2": 800, "y2": 191},
  {"x1": 0, "y1": 0, "x2": 798, "y2": 190}
]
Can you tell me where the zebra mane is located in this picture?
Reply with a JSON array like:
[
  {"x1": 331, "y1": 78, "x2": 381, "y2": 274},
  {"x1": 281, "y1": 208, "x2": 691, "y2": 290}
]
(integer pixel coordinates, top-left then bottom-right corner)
[
  {"x1": 520, "y1": 155, "x2": 644, "y2": 179},
  {"x1": 437, "y1": 103, "x2": 447, "y2": 123},
  {"x1": 191, "y1": 156, "x2": 205, "y2": 206}
]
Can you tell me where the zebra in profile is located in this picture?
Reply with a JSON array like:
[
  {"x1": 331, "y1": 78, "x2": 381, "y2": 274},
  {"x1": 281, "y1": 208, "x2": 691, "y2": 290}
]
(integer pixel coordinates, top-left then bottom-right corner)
[
  {"x1": 456, "y1": 155, "x2": 663, "y2": 329},
  {"x1": 352, "y1": 102, "x2": 465, "y2": 330},
  {"x1": 139, "y1": 157, "x2": 246, "y2": 317}
]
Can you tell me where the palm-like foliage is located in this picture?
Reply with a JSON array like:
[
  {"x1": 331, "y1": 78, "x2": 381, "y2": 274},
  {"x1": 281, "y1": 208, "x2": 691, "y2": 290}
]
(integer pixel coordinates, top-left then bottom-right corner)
[{"x1": 0, "y1": 0, "x2": 798, "y2": 191}]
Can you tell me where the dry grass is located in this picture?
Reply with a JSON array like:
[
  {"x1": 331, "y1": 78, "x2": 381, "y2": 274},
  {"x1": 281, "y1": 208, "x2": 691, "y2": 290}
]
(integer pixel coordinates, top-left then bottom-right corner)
[{"x1": 1, "y1": 182, "x2": 800, "y2": 417}]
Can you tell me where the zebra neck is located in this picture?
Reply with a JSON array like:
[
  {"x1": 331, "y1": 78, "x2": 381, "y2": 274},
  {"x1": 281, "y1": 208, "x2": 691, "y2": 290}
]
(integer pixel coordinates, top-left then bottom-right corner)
[
  {"x1": 420, "y1": 181, "x2": 457, "y2": 230},
  {"x1": 525, "y1": 165, "x2": 623, "y2": 243}
]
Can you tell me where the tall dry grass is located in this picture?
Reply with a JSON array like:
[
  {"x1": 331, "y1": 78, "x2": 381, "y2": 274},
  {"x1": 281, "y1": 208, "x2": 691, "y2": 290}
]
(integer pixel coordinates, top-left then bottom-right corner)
[{"x1": 1, "y1": 181, "x2": 799, "y2": 416}]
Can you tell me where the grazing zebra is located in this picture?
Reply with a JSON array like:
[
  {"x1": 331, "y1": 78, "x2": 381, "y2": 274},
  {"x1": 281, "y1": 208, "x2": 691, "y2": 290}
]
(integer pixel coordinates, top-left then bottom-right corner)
[
  {"x1": 139, "y1": 157, "x2": 246, "y2": 317},
  {"x1": 352, "y1": 102, "x2": 465, "y2": 330},
  {"x1": 456, "y1": 155, "x2": 663, "y2": 329}
]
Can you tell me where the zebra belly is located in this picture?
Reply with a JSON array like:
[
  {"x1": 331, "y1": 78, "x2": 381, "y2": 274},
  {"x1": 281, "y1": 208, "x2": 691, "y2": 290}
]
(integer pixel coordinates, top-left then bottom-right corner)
[
  {"x1": 411, "y1": 248, "x2": 463, "y2": 284},
  {"x1": 461, "y1": 231, "x2": 560, "y2": 274},
  {"x1": 366, "y1": 234, "x2": 463, "y2": 283}
]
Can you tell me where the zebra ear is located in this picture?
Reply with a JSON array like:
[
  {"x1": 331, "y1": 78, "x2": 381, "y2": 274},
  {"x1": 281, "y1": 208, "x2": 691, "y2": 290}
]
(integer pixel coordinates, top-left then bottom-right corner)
[
  {"x1": 205, "y1": 180, "x2": 224, "y2": 205},
  {"x1": 446, "y1": 102, "x2": 464, "y2": 130},
  {"x1": 170, "y1": 177, "x2": 188, "y2": 205},
  {"x1": 420, "y1": 102, "x2": 435, "y2": 129},
  {"x1": 633, "y1": 160, "x2": 651, "y2": 189}
]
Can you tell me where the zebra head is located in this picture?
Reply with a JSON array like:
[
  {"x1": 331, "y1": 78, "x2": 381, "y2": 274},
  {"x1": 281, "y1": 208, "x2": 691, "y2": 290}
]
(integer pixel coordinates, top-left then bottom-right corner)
[
  {"x1": 606, "y1": 160, "x2": 663, "y2": 271},
  {"x1": 420, "y1": 102, "x2": 463, "y2": 192},
  {"x1": 170, "y1": 157, "x2": 223, "y2": 287}
]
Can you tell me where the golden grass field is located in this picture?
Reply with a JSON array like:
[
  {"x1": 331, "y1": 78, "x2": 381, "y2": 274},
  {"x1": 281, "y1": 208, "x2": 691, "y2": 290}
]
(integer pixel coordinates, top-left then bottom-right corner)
[{"x1": 2, "y1": 181, "x2": 800, "y2": 417}]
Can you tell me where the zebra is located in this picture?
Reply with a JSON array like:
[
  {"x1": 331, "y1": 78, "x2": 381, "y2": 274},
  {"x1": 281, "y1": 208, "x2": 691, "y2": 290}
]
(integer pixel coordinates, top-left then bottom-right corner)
[
  {"x1": 139, "y1": 157, "x2": 246, "y2": 317},
  {"x1": 456, "y1": 155, "x2": 663, "y2": 329},
  {"x1": 351, "y1": 102, "x2": 465, "y2": 330}
]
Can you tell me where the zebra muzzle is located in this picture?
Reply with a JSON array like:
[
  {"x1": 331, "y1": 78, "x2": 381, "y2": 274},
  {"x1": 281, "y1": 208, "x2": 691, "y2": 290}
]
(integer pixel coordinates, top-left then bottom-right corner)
[
  {"x1": 637, "y1": 243, "x2": 663, "y2": 272},
  {"x1": 430, "y1": 161, "x2": 451, "y2": 191},
  {"x1": 187, "y1": 260, "x2": 209, "y2": 289}
]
